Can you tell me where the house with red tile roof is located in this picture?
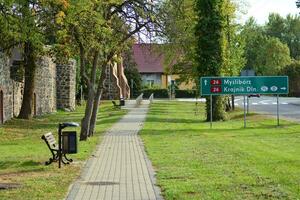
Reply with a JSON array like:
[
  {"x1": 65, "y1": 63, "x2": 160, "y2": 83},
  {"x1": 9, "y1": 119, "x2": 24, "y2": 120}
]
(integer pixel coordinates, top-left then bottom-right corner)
[{"x1": 132, "y1": 43, "x2": 194, "y2": 89}]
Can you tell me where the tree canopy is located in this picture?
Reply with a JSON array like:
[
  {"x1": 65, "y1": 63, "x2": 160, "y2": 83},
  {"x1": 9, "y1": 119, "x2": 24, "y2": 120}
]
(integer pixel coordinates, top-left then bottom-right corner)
[
  {"x1": 0, "y1": 0, "x2": 68, "y2": 119},
  {"x1": 58, "y1": 0, "x2": 161, "y2": 140}
]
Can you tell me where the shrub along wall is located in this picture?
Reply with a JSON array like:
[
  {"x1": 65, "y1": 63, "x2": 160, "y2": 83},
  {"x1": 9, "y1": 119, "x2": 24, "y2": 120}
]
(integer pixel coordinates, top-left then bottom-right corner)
[
  {"x1": 141, "y1": 89, "x2": 169, "y2": 98},
  {"x1": 175, "y1": 90, "x2": 197, "y2": 98}
]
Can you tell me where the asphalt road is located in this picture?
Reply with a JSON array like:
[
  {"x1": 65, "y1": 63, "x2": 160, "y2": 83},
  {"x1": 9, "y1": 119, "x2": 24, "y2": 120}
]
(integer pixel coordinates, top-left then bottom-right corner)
[{"x1": 234, "y1": 96, "x2": 300, "y2": 122}]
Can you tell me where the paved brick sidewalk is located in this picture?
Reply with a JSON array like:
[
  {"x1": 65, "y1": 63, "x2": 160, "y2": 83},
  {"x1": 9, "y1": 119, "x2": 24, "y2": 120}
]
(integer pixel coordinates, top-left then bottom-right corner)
[{"x1": 66, "y1": 101, "x2": 162, "y2": 200}]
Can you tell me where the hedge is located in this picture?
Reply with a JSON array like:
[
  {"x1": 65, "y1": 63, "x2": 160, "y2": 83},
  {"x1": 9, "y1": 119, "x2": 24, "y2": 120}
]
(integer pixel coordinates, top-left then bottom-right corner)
[
  {"x1": 175, "y1": 90, "x2": 197, "y2": 98},
  {"x1": 141, "y1": 89, "x2": 169, "y2": 98}
]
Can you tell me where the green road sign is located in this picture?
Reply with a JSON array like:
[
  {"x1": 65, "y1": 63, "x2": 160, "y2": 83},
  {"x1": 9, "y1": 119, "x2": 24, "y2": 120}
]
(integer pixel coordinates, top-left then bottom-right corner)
[{"x1": 200, "y1": 76, "x2": 289, "y2": 96}]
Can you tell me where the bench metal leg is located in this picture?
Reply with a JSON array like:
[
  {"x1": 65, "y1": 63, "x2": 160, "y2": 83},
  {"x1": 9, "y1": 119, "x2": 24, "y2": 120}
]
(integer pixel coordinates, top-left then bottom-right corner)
[
  {"x1": 45, "y1": 152, "x2": 59, "y2": 165},
  {"x1": 61, "y1": 158, "x2": 70, "y2": 165},
  {"x1": 63, "y1": 154, "x2": 73, "y2": 162}
]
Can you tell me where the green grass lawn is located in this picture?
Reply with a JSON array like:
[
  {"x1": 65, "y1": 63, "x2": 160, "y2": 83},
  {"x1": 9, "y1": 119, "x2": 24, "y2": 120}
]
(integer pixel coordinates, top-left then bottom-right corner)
[
  {"x1": 0, "y1": 101, "x2": 126, "y2": 200},
  {"x1": 141, "y1": 101, "x2": 300, "y2": 200}
]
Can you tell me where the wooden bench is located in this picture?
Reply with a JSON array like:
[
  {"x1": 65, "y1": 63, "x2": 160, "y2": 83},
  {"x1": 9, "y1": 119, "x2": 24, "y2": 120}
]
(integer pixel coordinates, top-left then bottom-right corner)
[
  {"x1": 41, "y1": 132, "x2": 72, "y2": 165},
  {"x1": 112, "y1": 100, "x2": 121, "y2": 109}
]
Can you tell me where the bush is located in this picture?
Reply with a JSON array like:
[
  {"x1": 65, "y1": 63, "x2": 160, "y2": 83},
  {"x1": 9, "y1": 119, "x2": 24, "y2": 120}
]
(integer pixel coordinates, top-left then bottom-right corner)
[
  {"x1": 141, "y1": 89, "x2": 169, "y2": 98},
  {"x1": 175, "y1": 90, "x2": 197, "y2": 98},
  {"x1": 281, "y1": 61, "x2": 300, "y2": 97}
]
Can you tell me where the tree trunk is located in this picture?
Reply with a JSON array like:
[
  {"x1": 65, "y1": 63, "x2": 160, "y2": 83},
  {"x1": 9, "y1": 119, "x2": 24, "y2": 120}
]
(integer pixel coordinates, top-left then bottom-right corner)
[
  {"x1": 225, "y1": 96, "x2": 231, "y2": 112},
  {"x1": 88, "y1": 64, "x2": 108, "y2": 137},
  {"x1": 79, "y1": 50, "x2": 99, "y2": 141},
  {"x1": 206, "y1": 96, "x2": 226, "y2": 121},
  {"x1": 231, "y1": 95, "x2": 235, "y2": 110},
  {"x1": 80, "y1": 87, "x2": 94, "y2": 140},
  {"x1": 18, "y1": 42, "x2": 36, "y2": 119},
  {"x1": 88, "y1": 88, "x2": 102, "y2": 137}
]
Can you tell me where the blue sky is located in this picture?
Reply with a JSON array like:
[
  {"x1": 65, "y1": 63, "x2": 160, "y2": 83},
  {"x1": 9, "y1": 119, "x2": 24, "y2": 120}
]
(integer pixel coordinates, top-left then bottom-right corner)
[{"x1": 239, "y1": 0, "x2": 299, "y2": 24}]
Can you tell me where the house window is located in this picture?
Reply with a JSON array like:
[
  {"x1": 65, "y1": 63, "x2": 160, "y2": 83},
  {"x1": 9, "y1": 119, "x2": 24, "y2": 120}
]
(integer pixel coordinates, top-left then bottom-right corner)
[{"x1": 147, "y1": 80, "x2": 154, "y2": 87}]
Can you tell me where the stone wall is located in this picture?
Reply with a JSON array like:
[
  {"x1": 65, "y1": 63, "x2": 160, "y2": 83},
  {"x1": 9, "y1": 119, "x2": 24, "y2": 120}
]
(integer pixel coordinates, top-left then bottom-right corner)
[
  {"x1": 0, "y1": 53, "x2": 13, "y2": 123},
  {"x1": 0, "y1": 52, "x2": 76, "y2": 124},
  {"x1": 12, "y1": 81, "x2": 23, "y2": 117},
  {"x1": 11, "y1": 57, "x2": 57, "y2": 117},
  {"x1": 56, "y1": 60, "x2": 76, "y2": 111},
  {"x1": 35, "y1": 57, "x2": 57, "y2": 115}
]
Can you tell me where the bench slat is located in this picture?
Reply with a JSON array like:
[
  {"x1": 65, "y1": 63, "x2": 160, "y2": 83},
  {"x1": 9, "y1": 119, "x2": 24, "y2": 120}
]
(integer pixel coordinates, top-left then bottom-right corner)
[
  {"x1": 48, "y1": 140, "x2": 56, "y2": 146},
  {"x1": 45, "y1": 134, "x2": 55, "y2": 140},
  {"x1": 43, "y1": 132, "x2": 53, "y2": 137},
  {"x1": 42, "y1": 132, "x2": 57, "y2": 149},
  {"x1": 45, "y1": 135, "x2": 55, "y2": 141}
]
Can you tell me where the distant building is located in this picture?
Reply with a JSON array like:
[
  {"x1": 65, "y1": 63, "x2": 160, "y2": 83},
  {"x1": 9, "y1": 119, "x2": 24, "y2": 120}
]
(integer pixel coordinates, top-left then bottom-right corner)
[{"x1": 132, "y1": 43, "x2": 194, "y2": 89}]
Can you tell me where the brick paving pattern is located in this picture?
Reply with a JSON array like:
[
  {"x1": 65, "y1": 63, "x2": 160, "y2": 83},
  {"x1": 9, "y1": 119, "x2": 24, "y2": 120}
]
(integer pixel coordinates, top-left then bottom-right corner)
[{"x1": 66, "y1": 101, "x2": 162, "y2": 200}]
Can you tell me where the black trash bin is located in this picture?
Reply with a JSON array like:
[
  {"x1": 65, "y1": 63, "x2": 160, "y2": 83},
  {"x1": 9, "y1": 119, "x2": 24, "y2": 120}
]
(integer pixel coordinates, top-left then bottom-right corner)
[
  {"x1": 62, "y1": 131, "x2": 77, "y2": 154},
  {"x1": 120, "y1": 98, "x2": 125, "y2": 106},
  {"x1": 58, "y1": 122, "x2": 79, "y2": 168}
]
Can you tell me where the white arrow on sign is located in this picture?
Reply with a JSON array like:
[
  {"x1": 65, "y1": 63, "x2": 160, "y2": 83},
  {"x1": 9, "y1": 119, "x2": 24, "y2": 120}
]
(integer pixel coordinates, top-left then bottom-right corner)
[
  {"x1": 204, "y1": 80, "x2": 208, "y2": 86},
  {"x1": 281, "y1": 87, "x2": 287, "y2": 90}
]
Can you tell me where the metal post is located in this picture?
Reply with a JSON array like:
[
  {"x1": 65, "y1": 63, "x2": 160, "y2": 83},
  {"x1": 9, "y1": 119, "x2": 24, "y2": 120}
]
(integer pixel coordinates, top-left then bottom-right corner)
[
  {"x1": 247, "y1": 96, "x2": 249, "y2": 114},
  {"x1": 277, "y1": 95, "x2": 280, "y2": 126},
  {"x1": 210, "y1": 95, "x2": 213, "y2": 129},
  {"x1": 244, "y1": 95, "x2": 246, "y2": 128},
  {"x1": 13, "y1": 82, "x2": 15, "y2": 117},
  {"x1": 58, "y1": 124, "x2": 62, "y2": 168}
]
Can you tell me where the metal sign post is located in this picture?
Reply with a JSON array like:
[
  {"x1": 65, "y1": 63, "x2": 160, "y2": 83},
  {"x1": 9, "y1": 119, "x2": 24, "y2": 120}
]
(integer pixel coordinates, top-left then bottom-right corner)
[
  {"x1": 244, "y1": 96, "x2": 246, "y2": 128},
  {"x1": 277, "y1": 95, "x2": 280, "y2": 126},
  {"x1": 247, "y1": 96, "x2": 249, "y2": 114},
  {"x1": 210, "y1": 95, "x2": 213, "y2": 129}
]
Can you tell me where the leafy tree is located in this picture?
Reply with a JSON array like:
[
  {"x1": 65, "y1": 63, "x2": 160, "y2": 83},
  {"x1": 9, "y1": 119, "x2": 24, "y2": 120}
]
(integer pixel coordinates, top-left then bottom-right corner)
[
  {"x1": 241, "y1": 18, "x2": 291, "y2": 75},
  {"x1": 195, "y1": 0, "x2": 228, "y2": 121},
  {"x1": 161, "y1": 0, "x2": 244, "y2": 112},
  {"x1": 222, "y1": 0, "x2": 246, "y2": 110},
  {"x1": 254, "y1": 37, "x2": 291, "y2": 75},
  {"x1": 241, "y1": 18, "x2": 266, "y2": 70},
  {"x1": 281, "y1": 60, "x2": 300, "y2": 96},
  {"x1": 123, "y1": 49, "x2": 142, "y2": 98},
  {"x1": 87, "y1": 1, "x2": 159, "y2": 139},
  {"x1": 158, "y1": 0, "x2": 198, "y2": 90},
  {"x1": 265, "y1": 13, "x2": 286, "y2": 39},
  {"x1": 59, "y1": 0, "x2": 160, "y2": 140},
  {"x1": 0, "y1": 0, "x2": 67, "y2": 119},
  {"x1": 59, "y1": 0, "x2": 110, "y2": 140},
  {"x1": 265, "y1": 13, "x2": 300, "y2": 60}
]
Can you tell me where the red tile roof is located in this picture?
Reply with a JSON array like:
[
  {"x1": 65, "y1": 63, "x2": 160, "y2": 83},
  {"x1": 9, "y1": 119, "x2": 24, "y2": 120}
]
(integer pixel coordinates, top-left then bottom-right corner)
[{"x1": 132, "y1": 44, "x2": 164, "y2": 73}]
